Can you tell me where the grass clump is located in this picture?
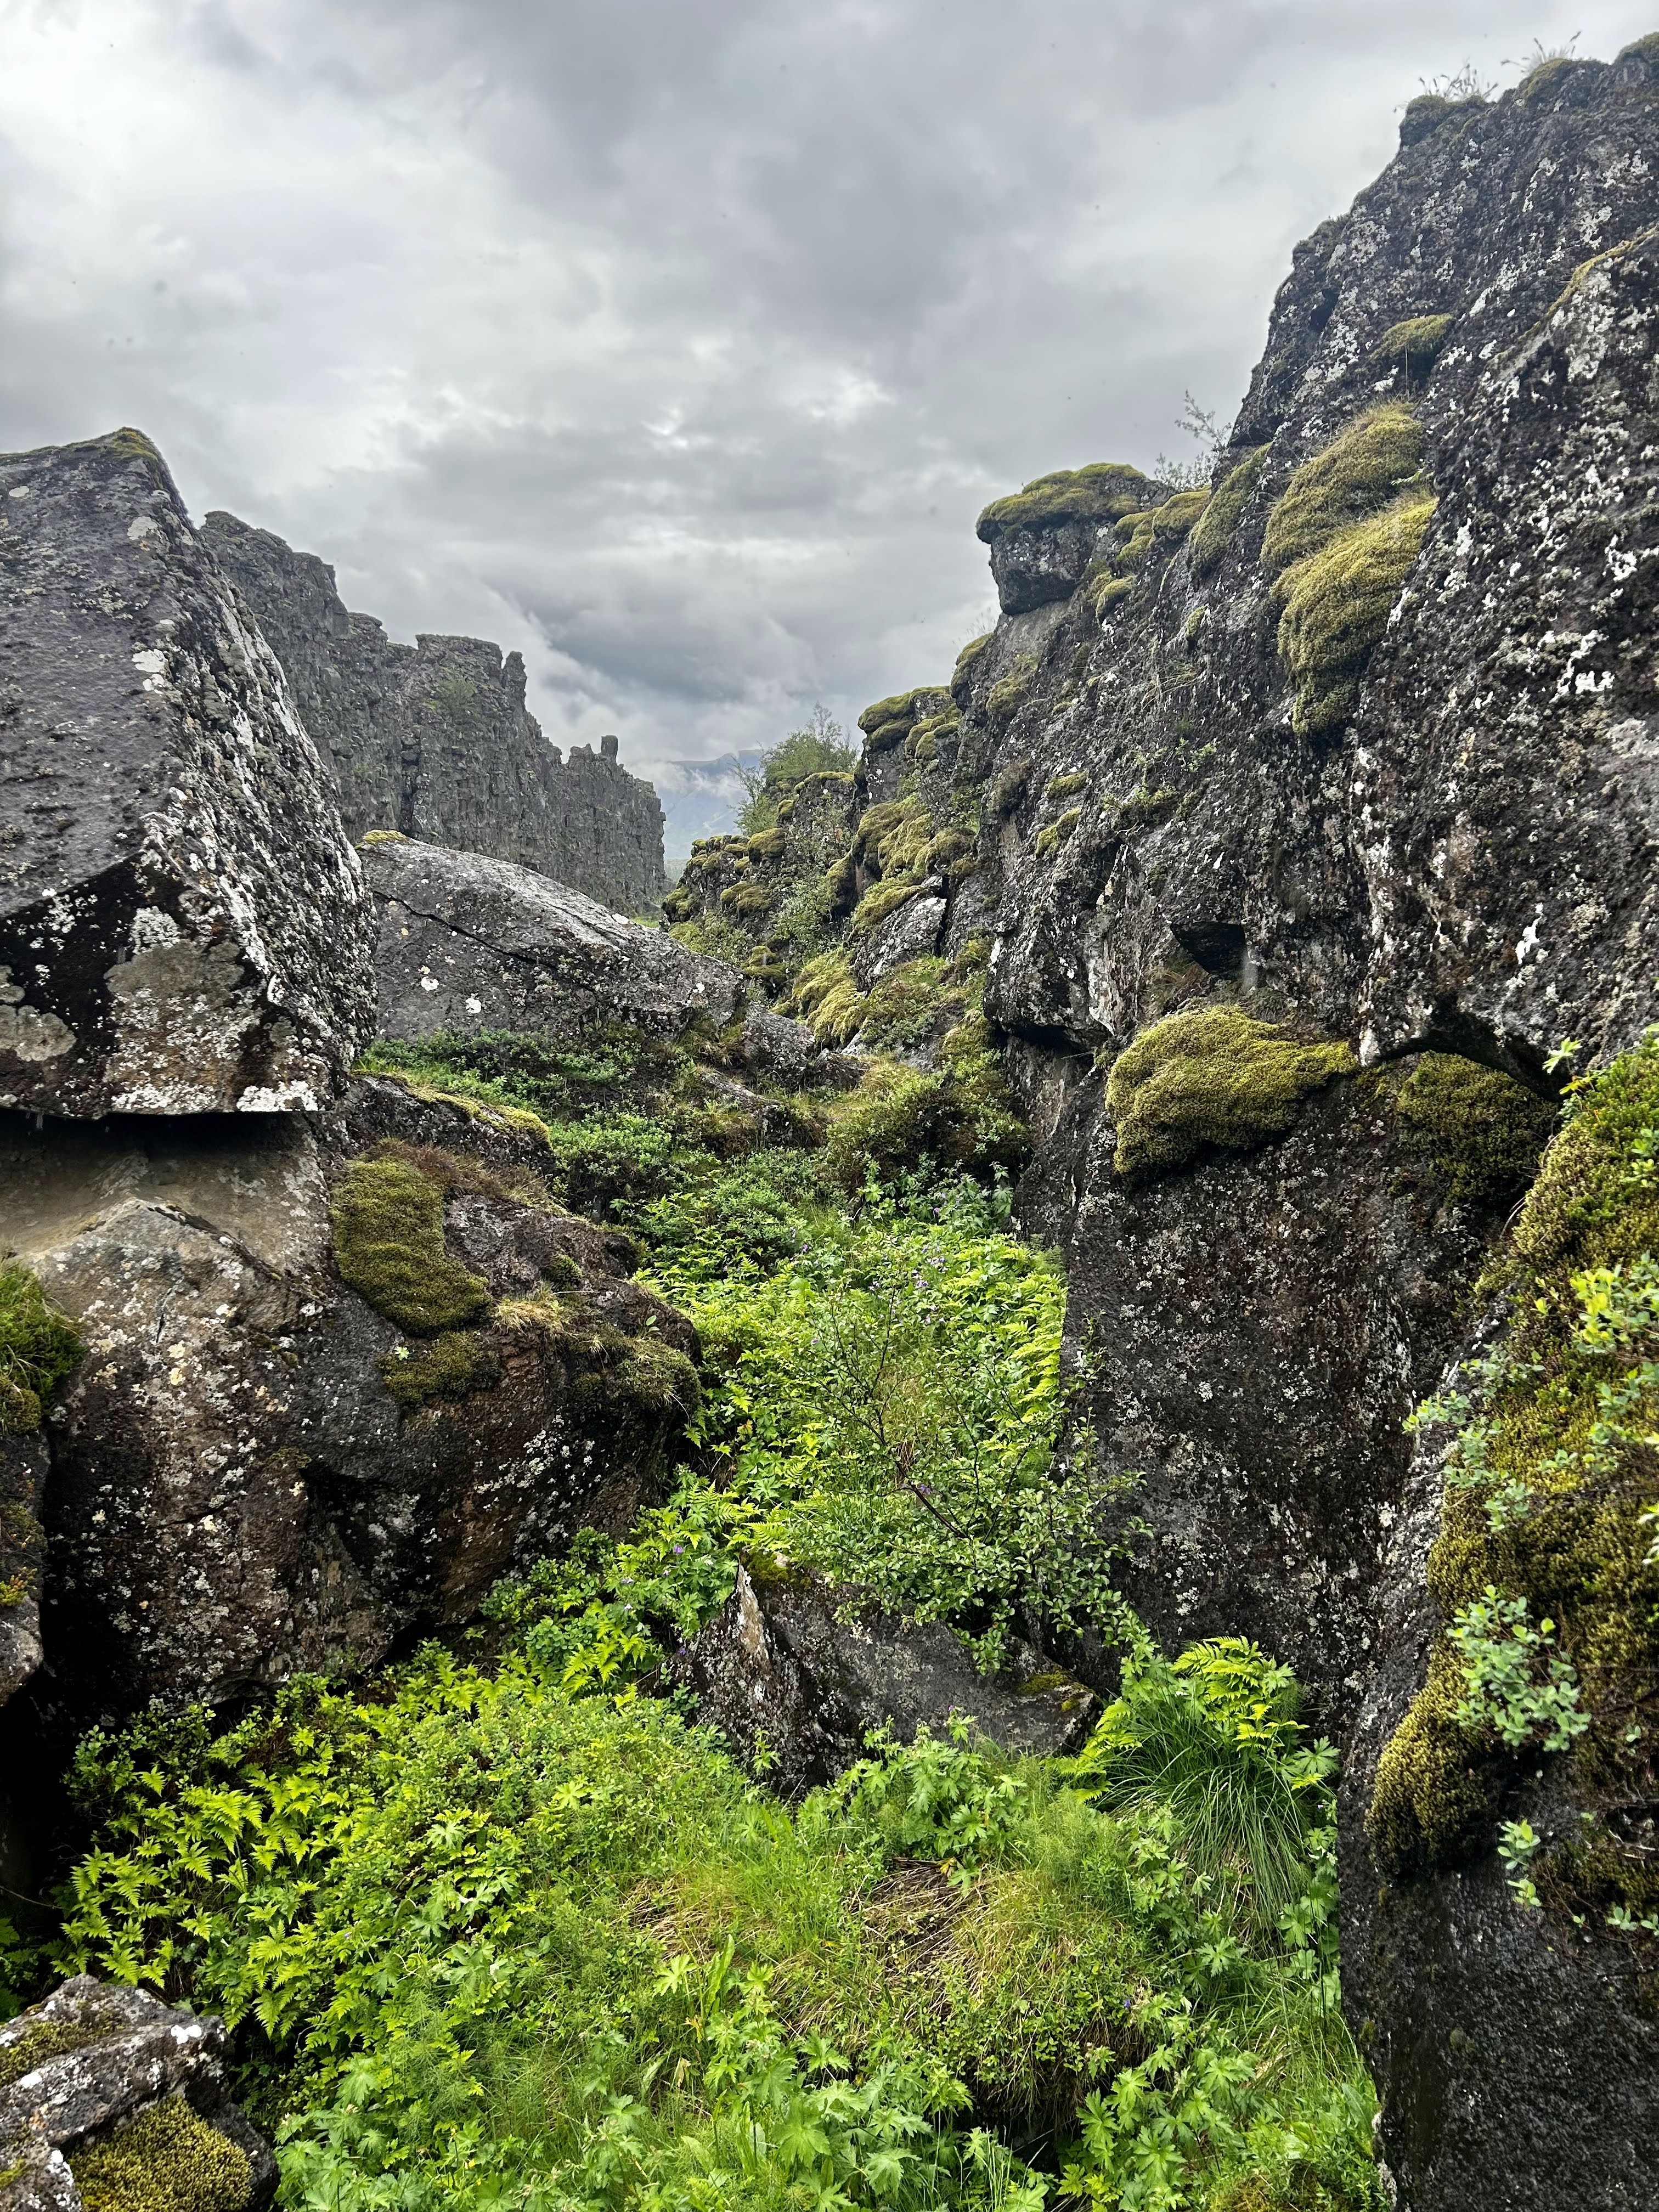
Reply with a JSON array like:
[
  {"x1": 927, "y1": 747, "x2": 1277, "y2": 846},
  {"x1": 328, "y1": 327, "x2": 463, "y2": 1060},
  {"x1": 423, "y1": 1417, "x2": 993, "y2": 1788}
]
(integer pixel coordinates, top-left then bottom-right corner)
[
  {"x1": 787, "y1": 947, "x2": 866, "y2": 1046},
  {"x1": 975, "y1": 461, "x2": 1150, "y2": 540},
  {"x1": 1189, "y1": 447, "x2": 1270, "y2": 579},
  {"x1": 1260, "y1": 404, "x2": 1424, "y2": 579},
  {"x1": 1373, "y1": 314, "x2": 1453, "y2": 377},
  {"x1": 1394, "y1": 1053, "x2": 1559, "y2": 1210},
  {"x1": 0, "y1": 1260, "x2": 83, "y2": 1432},
  {"x1": 1276, "y1": 492, "x2": 1437, "y2": 736},
  {"x1": 1369, "y1": 1035, "x2": 1659, "y2": 1929},
  {"x1": 329, "y1": 1155, "x2": 490, "y2": 1334},
  {"x1": 1105, "y1": 1007, "x2": 1356, "y2": 1182},
  {"x1": 71, "y1": 2097, "x2": 251, "y2": 2212}
]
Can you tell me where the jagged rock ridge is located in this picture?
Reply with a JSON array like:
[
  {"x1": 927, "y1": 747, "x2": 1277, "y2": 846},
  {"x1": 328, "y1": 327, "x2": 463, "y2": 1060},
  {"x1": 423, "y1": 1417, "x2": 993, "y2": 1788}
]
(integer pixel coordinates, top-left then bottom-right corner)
[{"x1": 201, "y1": 512, "x2": 667, "y2": 916}]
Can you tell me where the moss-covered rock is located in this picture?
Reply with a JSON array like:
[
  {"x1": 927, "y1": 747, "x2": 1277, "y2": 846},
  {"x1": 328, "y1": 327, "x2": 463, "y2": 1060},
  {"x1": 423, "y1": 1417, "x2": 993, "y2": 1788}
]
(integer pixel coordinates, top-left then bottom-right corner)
[
  {"x1": 974, "y1": 462, "x2": 1150, "y2": 540},
  {"x1": 1261, "y1": 403, "x2": 1425, "y2": 578},
  {"x1": 1187, "y1": 447, "x2": 1269, "y2": 579},
  {"x1": 1394, "y1": 1053, "x2": 1559, "y2": 1210},
  {"x1": 1373, "y1": 313, "x2": 1454, "y2": 375},
  {"x1": 1276, "y1": 490, "x2": 1437, "y2": 735},
  {"x1": 329, "y1": 1154, "x2": 492, "y2": 1334},
  {"x1": 0, "y1": 1259, "x2": 83, "y2": 1434},
  {"x1": 71, "y1": 2096, "x2": 252, "y2": 2212},
  {"x1": 1105, "y1": 1007, "x2": 1356, "y2": 1181}
]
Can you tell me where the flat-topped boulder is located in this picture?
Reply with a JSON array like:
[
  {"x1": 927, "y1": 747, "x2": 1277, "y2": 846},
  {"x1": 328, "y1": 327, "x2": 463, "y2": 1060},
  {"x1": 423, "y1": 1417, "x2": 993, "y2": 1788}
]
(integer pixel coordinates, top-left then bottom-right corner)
[
  {"x1": 364, "y1": 833, "x2": 744, "y2": 1042},
  {"x1": 0, "y1": 430, "x2": 373, "y2": 1116}
]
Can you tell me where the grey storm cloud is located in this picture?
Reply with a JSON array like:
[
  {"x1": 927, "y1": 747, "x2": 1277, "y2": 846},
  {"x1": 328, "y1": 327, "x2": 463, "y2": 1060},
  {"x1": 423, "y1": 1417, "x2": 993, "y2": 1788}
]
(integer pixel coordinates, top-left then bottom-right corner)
[{"x1": 1, "y1": 0, "x2": 1651, "y2": 780}]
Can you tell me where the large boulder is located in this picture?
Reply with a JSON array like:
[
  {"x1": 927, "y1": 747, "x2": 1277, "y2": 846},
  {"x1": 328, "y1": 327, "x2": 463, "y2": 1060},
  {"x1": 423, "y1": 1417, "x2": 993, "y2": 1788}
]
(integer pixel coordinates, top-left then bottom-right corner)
[
  {"x1": 675, "y1": 1564, "x2": 1099, "y2": 1795},
  {"x1": 0, "y1": 431, "x2": 374, "y2": 1116},
  {"x1": 0, "y1": 1976, "x2": 274, "y2": 2212},
  {"x1": 1, "y1": 1080, "x2": 697, "y2": 1740},
  {"x1": 364, "y1": 834, "x2": 743, "y2": 1045}
]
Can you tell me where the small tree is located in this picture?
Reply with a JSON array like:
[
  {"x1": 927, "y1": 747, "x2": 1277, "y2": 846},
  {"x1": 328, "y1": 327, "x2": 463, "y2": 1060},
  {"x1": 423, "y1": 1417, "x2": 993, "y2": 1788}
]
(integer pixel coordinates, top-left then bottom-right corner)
[{"x1": 737, "y1": 705, "x2": 856, "y2": 834}]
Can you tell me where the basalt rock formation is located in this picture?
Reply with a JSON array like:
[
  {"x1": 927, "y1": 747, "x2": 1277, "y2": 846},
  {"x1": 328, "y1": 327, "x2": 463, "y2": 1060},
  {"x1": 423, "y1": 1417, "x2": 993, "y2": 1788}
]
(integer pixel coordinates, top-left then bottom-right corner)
[
  {"x1": 0, "y1": 1976, "x2": 275, "y2": 2212},
  {"x1": 0, "y1": 432, "x2": 374, "y2": 1116},
  {"x1": 201, "y1": 512, "x2": 667, "y2": 915},
  {"x1": 657, "y1": 42, "x2": 1659, "y2": 2209}
]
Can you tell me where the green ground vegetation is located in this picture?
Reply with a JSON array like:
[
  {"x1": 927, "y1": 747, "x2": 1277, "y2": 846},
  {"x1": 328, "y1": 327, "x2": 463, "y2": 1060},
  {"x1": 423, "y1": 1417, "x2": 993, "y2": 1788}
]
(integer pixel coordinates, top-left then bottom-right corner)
[
  {"x1": 1104, "y1": 1009, "x2": 1356, "y2": 1182},
  {"x1": 1189, "y1": 450, "x2": 1270, "y2": 580},
  {"x1": 1368, "y1": 1036, "x2": 1659, "y2": 1946},
  {"x1": 1393, "y1": 1054, "x2": 1559, "y2": 1211},
  {"x1": 0, "y1": 1259, "x2": 84, "y2": 1434}
]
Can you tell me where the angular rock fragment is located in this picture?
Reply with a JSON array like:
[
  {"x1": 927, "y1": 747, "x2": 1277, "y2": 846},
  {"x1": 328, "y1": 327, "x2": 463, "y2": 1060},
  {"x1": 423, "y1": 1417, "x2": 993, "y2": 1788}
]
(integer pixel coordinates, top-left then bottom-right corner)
[{"x1": 0, "y1": 430, "x2": 374, "y2": 1116}]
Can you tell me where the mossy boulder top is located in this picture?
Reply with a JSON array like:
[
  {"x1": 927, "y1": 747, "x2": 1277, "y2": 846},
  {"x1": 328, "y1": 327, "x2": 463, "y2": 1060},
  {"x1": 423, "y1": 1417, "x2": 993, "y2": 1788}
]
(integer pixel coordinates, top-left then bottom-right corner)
[
  {"x1": 0, "y1": 431, "x2": 375, "y2": 1116},
  {"x1": 975, "y1": 464, "x2": 1164, "y2": 616}
]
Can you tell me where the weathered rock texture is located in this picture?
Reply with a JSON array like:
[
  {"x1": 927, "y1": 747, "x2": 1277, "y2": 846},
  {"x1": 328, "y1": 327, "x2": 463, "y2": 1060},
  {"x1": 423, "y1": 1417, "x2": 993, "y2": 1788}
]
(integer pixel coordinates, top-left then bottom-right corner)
[
  {"x1": 202, "y1": 512, "x2": 667, "y2": 914},
  {"x1": 0, "y1": 432, "x2": 374, "y2": 1116},
  {"x1": 676, "y1": 1565, "x2": 1098, "y2": 1796},
  {"x1": 0, "y1": 1975, "x2": 275, "y2": 2212},
  {"x1": 365, "y1": 834, "x2": 743, "y2": 1044},
  {"x1": 1, "y1": 1081, "x2": 696, "y2": 1742}
]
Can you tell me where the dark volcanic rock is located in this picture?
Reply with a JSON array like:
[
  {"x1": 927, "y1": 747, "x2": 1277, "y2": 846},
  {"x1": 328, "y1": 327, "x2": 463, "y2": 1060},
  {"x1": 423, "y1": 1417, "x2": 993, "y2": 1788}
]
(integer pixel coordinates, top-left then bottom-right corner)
[
  {"x1": 0, "y1": 1433, "x2": 47, "y2": 1711},
  {"x1": 676, "y1": 1565, "x2": 1098, "y2": 1796},
  {"x1": 1, "y1": 1089, "x2": 695, "y2": 1738},
  {"x1": 365, "y1": 833, "x2": 743, "y2": 1043},
  {"x1": 0, "y1": 1975, "x2": 275, "y2": 2212},
  {"x1": 0, "y1": 431, "x2": 373, "y2": 1117},
  {"x1": 201, "y1": 512, "x2": 667, "y2": 914}
]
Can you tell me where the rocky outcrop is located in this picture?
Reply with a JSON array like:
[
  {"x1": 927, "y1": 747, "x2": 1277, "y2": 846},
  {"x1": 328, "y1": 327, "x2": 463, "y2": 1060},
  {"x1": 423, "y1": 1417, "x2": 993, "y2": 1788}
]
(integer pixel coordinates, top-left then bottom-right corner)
[
  {"x1": 202, "y1": 512, "x2": 667, "y2": 914},
  {"x1": 675, "y1": 1565, "x2": 1098, "y2": 1795},
  {"x1": 1, "y1": 1080, "x2": 697, "y2": 1742},
  {"x1": 0, "y1": 432, "x2": 374, "y2": 1117},
  {"x1": 366, "y1": 834, "x2": 744, "y2": 1044},
  {"x1": 0, "y1": 1976, "x2": 274, "y2": 2212}
]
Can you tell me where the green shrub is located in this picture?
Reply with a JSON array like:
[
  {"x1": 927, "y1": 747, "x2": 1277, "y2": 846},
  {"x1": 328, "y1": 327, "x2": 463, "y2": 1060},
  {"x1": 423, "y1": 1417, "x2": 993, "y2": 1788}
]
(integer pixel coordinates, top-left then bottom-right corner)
[
  {"x1": 544, "y1": 1110, "x2": 686, "y2": 1218},
  {"x1": 71, "y1": 2097, "x2": 251, "y2": 2212},
  {"x1": 1394, "y1": 1053, "x2": 1559, "y2": 1209},
  {"x1": 1260, "y1": 404, "x2": 1424, "y2": 578},
  {"x1": 329, "y1": 1156, "x2": 491, "y2": 1334},
  {"x1": 1276, "y1": 492, "x2": 1437, "y2": 735},
  {"x1": 1188, "y1": 446, "x2": 1269, "y2": 579},
  {"x1": 1369, "y1": 1034, "x2": 1659, "y2": 1921},
  {"x1": 975, "y1": 461, "x2": 1150, "y2": 539},
  {"x1": 0, "y1": 1260, "x2": 83, "y2": 1432},
  {"x1": 1105, "y1": 1008, "x2": 1356, "y2": 1181},
  {"x1": 858, "y1": 957, "x2": 961, "y2": 1051}
]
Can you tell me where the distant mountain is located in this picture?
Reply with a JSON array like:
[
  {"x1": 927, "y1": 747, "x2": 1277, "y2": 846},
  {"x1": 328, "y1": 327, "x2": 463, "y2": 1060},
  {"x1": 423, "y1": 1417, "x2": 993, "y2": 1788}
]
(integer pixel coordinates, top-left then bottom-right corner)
[{"x1": 651, "y1": 752, "x2": 763, "y2": 873}]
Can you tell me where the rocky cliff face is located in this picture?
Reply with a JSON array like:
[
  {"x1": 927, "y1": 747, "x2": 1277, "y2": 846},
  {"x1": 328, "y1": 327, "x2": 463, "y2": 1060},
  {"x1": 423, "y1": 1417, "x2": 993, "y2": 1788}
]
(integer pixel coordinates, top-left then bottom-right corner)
[
  {"x1": 201, "y1": 513, "x2": 666, "y2": 915},
  {"x1": 656, "y1": 41, "x2": 1659, "y2": 2209}
]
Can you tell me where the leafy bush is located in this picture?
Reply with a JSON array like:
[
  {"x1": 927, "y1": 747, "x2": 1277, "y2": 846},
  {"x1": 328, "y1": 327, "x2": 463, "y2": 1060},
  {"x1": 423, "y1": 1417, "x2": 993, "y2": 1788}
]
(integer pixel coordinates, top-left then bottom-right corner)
[
  {"x1": 1105, "y1": 1008, "x2": 1355, "y2": 1181},
  {"x1": 0, "y1": 1259, "x2": 83, "y2": 1432}
]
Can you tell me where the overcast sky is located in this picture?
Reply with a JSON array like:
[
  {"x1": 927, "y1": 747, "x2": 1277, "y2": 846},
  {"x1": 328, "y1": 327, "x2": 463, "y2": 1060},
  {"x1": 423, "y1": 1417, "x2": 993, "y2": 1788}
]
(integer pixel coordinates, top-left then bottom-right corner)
[{"x1": 1, "y1": 1, "x2": 1652, "y2": 782}]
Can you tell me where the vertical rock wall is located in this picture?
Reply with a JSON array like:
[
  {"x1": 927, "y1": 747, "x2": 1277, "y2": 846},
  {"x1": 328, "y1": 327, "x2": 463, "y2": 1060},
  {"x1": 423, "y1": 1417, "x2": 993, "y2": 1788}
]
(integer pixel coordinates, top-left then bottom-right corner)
[{"x1": 200, "y1": 514, "x2": 666, "y2": 915}]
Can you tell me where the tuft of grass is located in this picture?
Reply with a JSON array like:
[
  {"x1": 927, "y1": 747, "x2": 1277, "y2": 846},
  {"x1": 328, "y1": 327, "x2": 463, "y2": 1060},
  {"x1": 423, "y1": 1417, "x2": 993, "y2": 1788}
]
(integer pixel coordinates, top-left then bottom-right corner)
[
  {"x1": 1276, "y1": 492, "x2": 1437, "y2": 736},
  {"x1": 1105, "y1": 1007, "x2": 1355, "y2": 1181},
  {"x1": 0, "y1": 1260, "x2": 84, "y2": 1433},
  {"x1": 1261, "y1": 404, "x2": 1424, "y2": 579}
]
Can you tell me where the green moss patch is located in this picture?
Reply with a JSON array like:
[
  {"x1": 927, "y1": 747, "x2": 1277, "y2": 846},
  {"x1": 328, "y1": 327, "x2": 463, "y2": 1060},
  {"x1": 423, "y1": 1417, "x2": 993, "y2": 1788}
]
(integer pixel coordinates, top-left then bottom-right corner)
[
  {"x1": 0, "y1": 1260, "x2": 84, "y2": 1434},
  {"x1": 1188, "y1": 447, "x2": 1269, "y2": 579},
  {"x1": 1368, "y1": 1036, "x2": 1659, "y2": 1929},
  {"x1": 1112, "y1": 488, "x2": 1210, "y2": 568},
  {"x1": 986, "y1": 654, "x2": 1037, "y2": 734},
  {"x1": 849, "y1": 877, "x2": 927, "y2": 940},
  {"x1": 1373, "y1": 314, "x2": 1453, "y2": 376},
  {"x1": 1394, "y1": 1054, "x2": 1559, "y2": 1210},
  {"x1": 1276, "y1": 491, "x2": 1437, "y2": 736},
  {"x1": 0, "y1": 2012, "x2": 110, "y2": 2089},
  {"x1": 330, "y1": 1155, "x2": 492, "y2": 1335},
  {"x1": 1261, "y1": 404, "x2": 1424, "y2": 579},
  {"x1": 381, "y1": 1330, "x2": 502, "y2": 1410},
  {"x1": 71, "y1": 2096, "x2": 251, "y2": 2212},
  {"x1": 975, "y1": 461, "x2": 1150, "y2": 540},
  {"x1": 1105, "y1": 1007, "x2": 1356, "y2": 1181}
]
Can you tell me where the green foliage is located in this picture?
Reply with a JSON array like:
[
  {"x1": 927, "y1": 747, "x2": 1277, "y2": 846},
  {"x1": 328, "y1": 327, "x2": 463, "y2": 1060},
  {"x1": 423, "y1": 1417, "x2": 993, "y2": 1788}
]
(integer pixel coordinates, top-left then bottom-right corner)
[
  {"x1": 822, "y1": 1053, "x2": 1025, "y2": 1195},
  {"x1": 1189, "y1": 448, "x2": 1269, "y2": 580},
  {"x1": 788, "y1": 948, "x2": 867, "y2": 1047},
  {"x1": 976, "y1": 462, "x2": 1150, "y2": 540},
  {"x1": 669, "y1": 912, "x2": 756, "y2": 967},
  {"x1": 0, "y1": 1259, "x2": 84, "y2": 1433},
  {"x1": 1393, "y1": 1053, "x2": 1559, "y2": 1209},
  {"x1": 1260, "y1": 405, "x2": 1425, "y2": 579},
  {"x1": 329, "y1": 1155, "x2": 491, "y2": 1335},
  {"x1": 1372, "y1": 315, "x2": 1453, "y2": 376},
  {"x1": 1369, "y1": 1034, "x2": 1659, "y2": 1923},
  {"x1": 1104, "y1": 1009, "x2": 1356, "y2": 1182},
  {"x1": 72, "y1": 2097, "x2": 251, "y2": 2212},
  {"x1": 1276, "y1": 493, "x2": 1437, "y2": 736},
  {"x1": 737, "y1": 709, "x2": 858, "y2": 835}
]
